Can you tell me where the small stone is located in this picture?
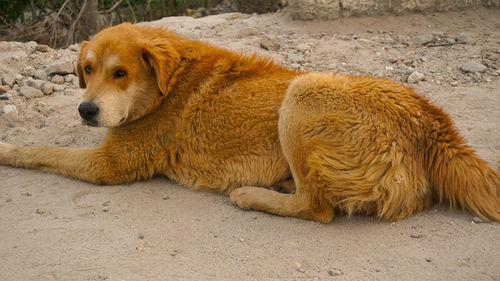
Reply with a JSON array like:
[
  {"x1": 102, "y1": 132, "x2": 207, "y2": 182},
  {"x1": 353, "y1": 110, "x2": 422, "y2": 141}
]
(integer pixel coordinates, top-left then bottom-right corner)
[
  {"x1": 102, "y1": 201, "x2": 111, "y2": 206},
  {"x1": 21, "y1": 191, "x2": 32, "y2": 196},
  {"x1": 36, "y1": 208, "x2": 46, "y2": 214},
  {"x1": 0, "y1": 86, "x2": 8, "y2": 94},
  {"x1": 239, "y1": 237, "x2": 244, "y2": 242},
  {"x1": 295, "y1": 267, "x2": 305, "y2": 273},
  {"x1": 328, "y1": 269, "x2": 343, "y2": 276},
  {"x1": 237, "y1": 27, "x2": 259, "y2": 38},
  {"x1": 68, "y1": 44, "x2": 79, "y2": 52},
  {"x1": 53, "y1": 84, "x2": 66, "y2": 92},
  {"x1": 33, "y1": 69, "x2": 48, "y2": 80},
  {"x1": 52, "y1": 75, "x2": 65, "y2": 84},
  {"x1": 252, "y1": 215, "x2": 257, "y2": 219},
  {"x1": 170, "y1": 250, "x2": 178, "y2": 256},
  {"x1": 6, "y1": 198, "x2": 12, "y2": 203},
  {"x1": 102, "y1": 206, "x2": 109, "y2": 212},
  {"x1": 472, "y1": 217, "x2": 483, "y2": 223},
  {"x1": 460, "y1": 61, "x2": 487, "y2": 73},
  {"x1": 46, "y1": 59, "x2": 75, "y2": 75},
  {"x1": 414, "y1": 34, "x2": 433, "y2": 45},
  {"x1": 287, "y1": 53, "x2": 304, "y2": 63},
  {"x1": 407, "y1": 71, "x2": 425, "y2": 84},
  {"x1": 144, "y1": 188, "x2": 153, "y2": 194},
  {"x1": 3, "y1": 105, "x2": 17, "y2": 115},
  {"x1": 21, "y1": 66, "x2": 36, "y2": 77},
  {"x1": 425, "y1": 258, "x2": 432, "y2": 262},
  {"x1": 450, "y1": 81, "x2": 459, "y2": 86},
  {"x1": 35, "y1": 44, "x2": 50, "y2": 52},
  {"x1": 41, "y1": 82, "x2": 54, "y2": 95},
  {"x1": 260, "y1": 35, "x2": 280, "y2": 51},
  {"x1": 162, "y1": 195, "x2": 170, "y2": 200},
  {"x1": 296, "y1": 43, "x2": 310, "y2": 52},
  {"x1": 2, "y1": 73, "x2": 16, "y2": 88},
  {"x1": 136, "y1": 247, "x2": 144, "y2": 252},
  {"x1": 19, "y1": 86, "x2": 43, "y2": 98},
  {"x1": 138, "y1": 233, "x2": 145, "y2": 240},
  {"x1": 410, "y1": 233, "x2": 422, "y2": 238}
]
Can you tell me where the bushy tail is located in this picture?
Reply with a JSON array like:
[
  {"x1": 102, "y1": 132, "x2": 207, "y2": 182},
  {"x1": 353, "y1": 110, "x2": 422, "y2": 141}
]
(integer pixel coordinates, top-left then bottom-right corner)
[{"x1": 427, "y1": 135, "x2": 500, "y2": 222}]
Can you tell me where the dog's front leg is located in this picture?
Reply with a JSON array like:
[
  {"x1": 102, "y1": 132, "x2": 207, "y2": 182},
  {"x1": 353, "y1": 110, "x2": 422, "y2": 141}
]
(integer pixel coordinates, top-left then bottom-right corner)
[{"x1": 0, "y1": 142, "x2": 131, "y2": 185}]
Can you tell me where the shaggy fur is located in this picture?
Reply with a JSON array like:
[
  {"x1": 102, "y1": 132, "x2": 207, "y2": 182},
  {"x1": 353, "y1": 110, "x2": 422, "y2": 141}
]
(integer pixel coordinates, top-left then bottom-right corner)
[{"x1": 0, "y1": 23, "x2": 498, "y2": 223}]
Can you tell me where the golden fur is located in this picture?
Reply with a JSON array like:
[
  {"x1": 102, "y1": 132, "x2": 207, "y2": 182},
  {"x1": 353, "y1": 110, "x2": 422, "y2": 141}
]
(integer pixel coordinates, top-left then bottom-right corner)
[{"x1": 0, "y1": 23, "x2": 498, "y2": 223}]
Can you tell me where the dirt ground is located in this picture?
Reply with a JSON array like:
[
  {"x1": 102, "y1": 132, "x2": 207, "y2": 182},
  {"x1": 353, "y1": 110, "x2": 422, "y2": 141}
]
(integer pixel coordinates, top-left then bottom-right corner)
[{"x1": 1, "y1": 8, "x2": 499, "y2": 281}]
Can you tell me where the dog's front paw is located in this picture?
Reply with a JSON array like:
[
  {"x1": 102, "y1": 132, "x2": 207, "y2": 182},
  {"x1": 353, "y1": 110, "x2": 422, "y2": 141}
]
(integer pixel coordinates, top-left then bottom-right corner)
[
  {"x1": 0, "y1": 141, "x2": 17, "y2": 165},
  {"x1": 230, "y1": 186, "x2": 260, "y2": 210}
]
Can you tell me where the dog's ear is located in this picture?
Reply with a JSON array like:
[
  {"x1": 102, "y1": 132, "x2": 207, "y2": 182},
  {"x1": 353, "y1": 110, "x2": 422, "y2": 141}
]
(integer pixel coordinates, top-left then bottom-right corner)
[
  {"x1": 142, "y1": 39, "x2": 180, "y2": 95},
  {"x1": 76, "y1": 41, "x2": 89, "y2": 89}
]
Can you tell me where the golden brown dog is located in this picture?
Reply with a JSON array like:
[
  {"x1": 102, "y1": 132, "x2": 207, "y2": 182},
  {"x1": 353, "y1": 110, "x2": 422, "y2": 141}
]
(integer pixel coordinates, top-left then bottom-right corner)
[{"x1": 0, "y1": 23, "x2": 499, "y2": 223}]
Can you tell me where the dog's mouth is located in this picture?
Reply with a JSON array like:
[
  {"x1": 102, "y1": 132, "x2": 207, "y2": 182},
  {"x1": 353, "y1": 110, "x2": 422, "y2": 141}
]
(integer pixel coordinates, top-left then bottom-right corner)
[{"x1": 81, "y1": 119, "x2": 99, "y2": 127}]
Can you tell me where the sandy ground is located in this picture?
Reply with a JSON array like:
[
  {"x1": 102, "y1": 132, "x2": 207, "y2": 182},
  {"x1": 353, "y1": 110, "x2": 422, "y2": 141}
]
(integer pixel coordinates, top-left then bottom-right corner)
[{"x1": 1, "y1": 9, "x2": 499, "y2": 281}]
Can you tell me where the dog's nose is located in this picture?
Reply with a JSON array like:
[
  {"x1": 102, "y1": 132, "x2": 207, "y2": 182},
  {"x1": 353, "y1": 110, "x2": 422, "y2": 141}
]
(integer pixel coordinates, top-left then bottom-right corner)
[{"x1": 78, "y1": 102, "x2": 99, "y2": 121}]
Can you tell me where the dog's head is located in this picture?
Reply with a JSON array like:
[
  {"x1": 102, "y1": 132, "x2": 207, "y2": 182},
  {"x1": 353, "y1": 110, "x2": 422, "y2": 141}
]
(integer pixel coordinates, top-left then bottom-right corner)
[{"x1": 76, "y1": 23, "x2": 180, "y2": 127}]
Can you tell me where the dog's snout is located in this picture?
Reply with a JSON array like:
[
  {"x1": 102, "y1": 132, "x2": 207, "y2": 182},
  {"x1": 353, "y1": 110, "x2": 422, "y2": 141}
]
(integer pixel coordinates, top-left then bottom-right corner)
[{"x1": 78, "y1": 102, "x2": 99, "y2": 121}]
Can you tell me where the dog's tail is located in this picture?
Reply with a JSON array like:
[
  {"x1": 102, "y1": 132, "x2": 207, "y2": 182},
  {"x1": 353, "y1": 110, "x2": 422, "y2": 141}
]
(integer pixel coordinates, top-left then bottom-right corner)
[{"x1": 425, "y1": 112, "x2": 500, "y2": 222}]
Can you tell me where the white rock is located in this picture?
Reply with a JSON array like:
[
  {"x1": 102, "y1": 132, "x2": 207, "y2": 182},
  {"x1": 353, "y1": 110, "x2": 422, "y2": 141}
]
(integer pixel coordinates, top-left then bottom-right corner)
[
  {"x1": 19, "y1": 86, "x2": 43, "y2": 98},
  {"x1": 2, "y1": 73, "x2": 16, "y2": 87},
  {"x1": 64, "y1": 74, "x2": 77, "y2": 83},
  {"x1": 296, "y1": 43, "x2": 310, "y2": 52},
  {"x1": 21, "y1": 66, "x2": 36, "y2": 76},
  {"x1": 3, "y1": 104, "x2": 17, "y2": 115},
  {"x1": 53, "y1": 84, "x2": 66, "y2": 92},
  {"x1": 33, "y1": 69, "x2": 48, "y2": 80},
  {"x1": 260, "y1": 35, "x2": 280, "y2": 51},
  {"x1": 46, "y1": 59, "x2": 75, "y2": 75},
  {"x1": 52, "y1": 75, "x2": 65, "y2": 84},
  {"x1": 407, "y1": 71, "x2": 425, "y2": 84},
  {"x1": 460, "y1": 61, "x2": 487, "y2": 73}
]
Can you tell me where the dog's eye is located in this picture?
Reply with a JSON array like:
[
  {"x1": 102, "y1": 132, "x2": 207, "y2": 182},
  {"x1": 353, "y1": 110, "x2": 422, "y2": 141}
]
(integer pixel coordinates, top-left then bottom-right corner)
[
  {"x1": 84, "y1": 65, "x2": 92, "y2": 74},
  {"x1": 114, "y1": 70, "x2": 127, "y2": 79}
]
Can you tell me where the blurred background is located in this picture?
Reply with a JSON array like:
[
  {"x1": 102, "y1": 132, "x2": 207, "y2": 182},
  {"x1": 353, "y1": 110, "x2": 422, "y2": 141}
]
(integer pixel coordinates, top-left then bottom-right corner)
[{"x1": 0, "y1": 0, "x2": 284, "y2": 48}]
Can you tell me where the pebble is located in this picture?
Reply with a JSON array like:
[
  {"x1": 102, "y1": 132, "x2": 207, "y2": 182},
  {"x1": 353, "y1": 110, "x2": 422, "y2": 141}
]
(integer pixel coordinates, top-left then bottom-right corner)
[
  {"x1": 35, "y1": 44, "x2": 50, "y2": 52},
  {"x1": 3, "y1": 105, "x2": 18, "y2": 115},
  {"x1": 410, "y1": 233, "x2": 422, "y2": 238},
  {"x1": 53, "y1": 84, "x2": 66, "y2": 92},
  {"x1": 2, "y1": 73, "x2": 16, "y2": 88},
  {"x1": 296, "y1": 43, "x2": 311, "y2": 52},
  {"x1": 6, "y1": 198, "x2": 13, "y2": 203},
  {"x1": 425, "y1": 258, "x2": 432, "y2": 262},
  {"x1": 170, "y1": 250, "x2": 178, "y2": 256},
  {"x1": 328, "y1": 268, "x2": 343, "y2": 276},
  {"x1": 407, "y1": 71, "x2": 425, "y2": 84},
  {"x1": 239, "y1": 237, "x2": 245, "y2": 242},
  {"x1": 460, "y1": 61, "x2": 487, "y2": 73},
  {"x1": 102, "y1": 206, "x2": 109, "y2": 212},
  {"x1": 21, "y1": 66, "x2": 35, "y2": 77},
  {"x1": 0, "y1": 86, "x2": 8, "y2": 94},
  {"x1": 46, "y1": 59, "x2": 75, "y2": 75},
  {"x1": 33, "y1": 69, "x2": 48, "y2": 80},
  {"x1": 237, "y1": 27, "x2": 259, "y2": 38},
  {"x1": 68, "y1": 43, "x2": 80, "y2": 52},
  {"x1": 471, "y1": 217, "x2": 483, "y2": 223},
  {"x1": 102, "y1": 201, "x2": 111, "y2": 206},
  {"x1": 260, "y1": 35, "x2": 281, "y2": 51},
  {"x1": 414, "y1": 34, "x2": 433, "y2": 45},
  {"x1": 21, "y1": 191, "x2": 32, "y2": 196},
  {"x1": 138, "y1": 233, "x2": 145, "y2": 239},
  {"x1": 162, "y1": 194, "x2": 170, "y2": 200},
  {"x1": 36, "y1": 208, "x2": 46, "y2": 214},
  {"x1": 295, "y1": 267, "x2": 305, "y2": 273},
  {"x1": 287, "y1": 53, "x2": 304, "y2": 63},
  {"x1": 19, "y1": 86, "x2": 43, "y2": 98},
  {"x1": 52, "y1": 75, "x2": 65, "y2": 84}
]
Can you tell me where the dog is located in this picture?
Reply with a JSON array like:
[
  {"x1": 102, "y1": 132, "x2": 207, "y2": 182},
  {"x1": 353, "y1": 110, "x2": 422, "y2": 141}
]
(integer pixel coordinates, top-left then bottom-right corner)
[{"x1": 0, "y1": 23, "x2": 498, "y2": 223}]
